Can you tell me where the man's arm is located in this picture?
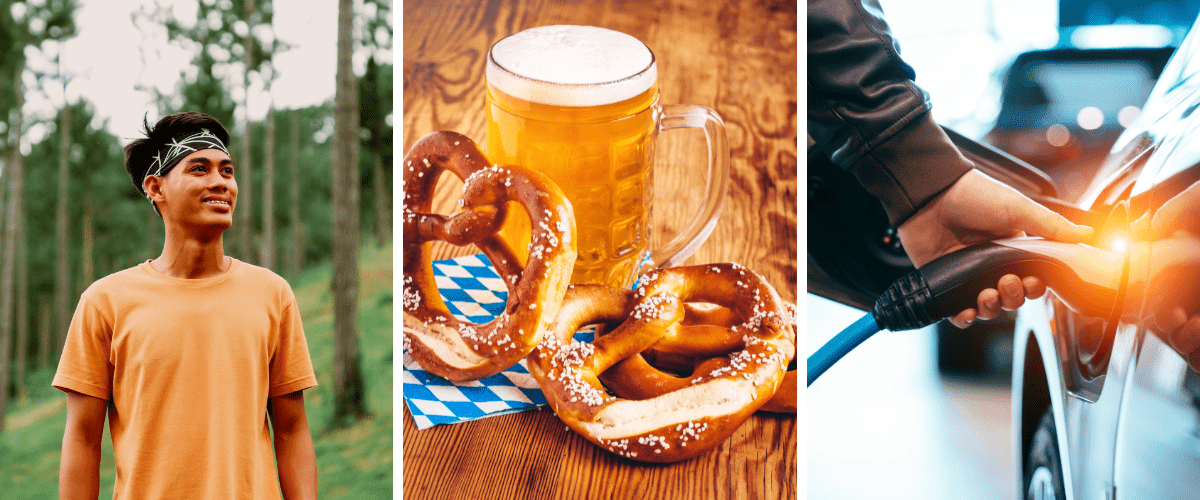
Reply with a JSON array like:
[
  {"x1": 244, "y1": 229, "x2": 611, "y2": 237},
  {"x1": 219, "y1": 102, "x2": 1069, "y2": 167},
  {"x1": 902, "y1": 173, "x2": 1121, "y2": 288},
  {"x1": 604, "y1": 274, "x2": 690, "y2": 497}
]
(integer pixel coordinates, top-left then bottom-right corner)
[
  {"x1": 269, "y1": 390, "x2": 317, "y2": 500},
  {"x1": 808, "y1": 0, "x2": 974, "y2": 225},
  {"x1": 59, "y1": 390, "x2": 107, "y2": 500},
  {"x1": 809, "y1": 0, "x2": 1093, "y2": 327}
]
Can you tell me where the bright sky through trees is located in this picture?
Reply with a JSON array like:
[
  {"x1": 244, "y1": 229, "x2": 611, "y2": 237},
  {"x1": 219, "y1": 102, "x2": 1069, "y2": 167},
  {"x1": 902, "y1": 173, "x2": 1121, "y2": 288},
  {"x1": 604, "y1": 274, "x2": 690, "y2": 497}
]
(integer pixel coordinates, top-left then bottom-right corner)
[{"x1": 18, "y1": 0, "x2": 390, "y2": 146}]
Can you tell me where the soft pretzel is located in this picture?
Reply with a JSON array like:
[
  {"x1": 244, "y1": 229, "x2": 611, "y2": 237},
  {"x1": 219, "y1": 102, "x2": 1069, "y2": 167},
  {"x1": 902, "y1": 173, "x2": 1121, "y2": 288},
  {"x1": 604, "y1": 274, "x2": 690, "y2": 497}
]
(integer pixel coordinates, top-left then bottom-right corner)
[
  {"x1": 402, "y1": 131, "x2": 577, "y2": 382},
  {"x1": 758, "y1": 302, "x2": 798, "y2": 413},
  {"x1": 528, "y1": 263, "x2": 795, "y2": 462},
  {"x1": 758, "y1": 370, "x2": 796, "y2": 413},
  {"x1": 620, "y1": 299, "x2": 798, "y2": 414}
]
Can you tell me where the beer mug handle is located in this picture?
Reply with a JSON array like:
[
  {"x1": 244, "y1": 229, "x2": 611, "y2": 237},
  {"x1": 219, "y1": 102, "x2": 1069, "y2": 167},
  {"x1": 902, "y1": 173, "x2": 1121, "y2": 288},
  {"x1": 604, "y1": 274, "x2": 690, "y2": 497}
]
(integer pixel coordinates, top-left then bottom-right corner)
[{"x1": 651, "y1": 104, "x2": 731, "y2": 269}]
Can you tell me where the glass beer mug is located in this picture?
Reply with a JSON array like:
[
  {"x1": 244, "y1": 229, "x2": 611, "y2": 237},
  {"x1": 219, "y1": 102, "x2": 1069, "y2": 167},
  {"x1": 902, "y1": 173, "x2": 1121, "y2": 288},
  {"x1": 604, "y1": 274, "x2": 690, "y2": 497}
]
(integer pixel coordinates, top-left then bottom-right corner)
[{"x1": 485, "y1": 25, "x2": 729, "y2": 288}]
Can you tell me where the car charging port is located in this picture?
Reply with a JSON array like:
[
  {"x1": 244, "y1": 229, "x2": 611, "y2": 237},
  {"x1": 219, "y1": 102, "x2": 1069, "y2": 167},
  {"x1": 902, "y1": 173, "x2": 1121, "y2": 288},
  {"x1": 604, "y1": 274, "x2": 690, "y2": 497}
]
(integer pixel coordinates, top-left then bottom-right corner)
[{"x1": 1057, "y1": 202, "x2": 1133, "y2": 401}]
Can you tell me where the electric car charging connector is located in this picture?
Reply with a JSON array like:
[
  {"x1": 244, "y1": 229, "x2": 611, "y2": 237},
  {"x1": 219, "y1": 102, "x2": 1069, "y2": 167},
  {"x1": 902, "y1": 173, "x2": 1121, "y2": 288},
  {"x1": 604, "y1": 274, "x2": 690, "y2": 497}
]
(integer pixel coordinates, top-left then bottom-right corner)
[{"x1": 808, "y1": 237, "x2": 1125, "y2": 386}]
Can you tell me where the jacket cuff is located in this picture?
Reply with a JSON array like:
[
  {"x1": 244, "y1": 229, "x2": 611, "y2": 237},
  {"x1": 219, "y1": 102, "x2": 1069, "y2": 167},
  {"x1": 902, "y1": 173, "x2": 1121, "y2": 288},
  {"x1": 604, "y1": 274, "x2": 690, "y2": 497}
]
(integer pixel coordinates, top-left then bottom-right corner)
[{"x1": 847, "y1": 114, "x2": 974, "y2": 226}]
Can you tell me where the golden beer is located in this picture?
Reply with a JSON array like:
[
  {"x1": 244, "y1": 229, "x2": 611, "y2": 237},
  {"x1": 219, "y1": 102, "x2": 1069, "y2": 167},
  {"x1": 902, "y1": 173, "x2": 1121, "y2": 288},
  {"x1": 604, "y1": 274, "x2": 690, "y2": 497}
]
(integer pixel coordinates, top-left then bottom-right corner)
[
  {"x1": 486, "y1": 26, "x2": 728, "y2": 288},
  {"x1": 486, "y1": 85, "x2": 658, "y2": 287}
]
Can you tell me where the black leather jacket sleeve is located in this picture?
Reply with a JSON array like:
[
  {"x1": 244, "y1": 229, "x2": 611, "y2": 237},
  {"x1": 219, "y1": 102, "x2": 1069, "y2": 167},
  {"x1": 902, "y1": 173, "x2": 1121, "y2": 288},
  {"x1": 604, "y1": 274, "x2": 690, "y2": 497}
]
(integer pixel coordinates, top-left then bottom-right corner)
[{"x1": 808, "y1": 0, "x2": 974, "y2": 226}]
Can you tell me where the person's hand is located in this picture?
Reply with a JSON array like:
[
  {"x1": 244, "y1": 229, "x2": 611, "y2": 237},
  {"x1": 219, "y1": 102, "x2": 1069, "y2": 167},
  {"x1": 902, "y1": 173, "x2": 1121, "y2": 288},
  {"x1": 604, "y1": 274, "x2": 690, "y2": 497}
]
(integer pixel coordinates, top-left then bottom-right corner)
[
  {"x1": 897, "y1": 169, "x2": 1094, "y2": 328},
  {"x1": 1133, "y1": 179, "x2": 1200, "y2": 241},
  {"x1": 1150, "y1": 303, "x2": 1200, "y2": 374},
  {"x1": 1133, "y1": 182, "x2": 1200, "y2": 374},
  {"x1": 1143, "y1": 237, "x2": 1200, "y2": 375}
]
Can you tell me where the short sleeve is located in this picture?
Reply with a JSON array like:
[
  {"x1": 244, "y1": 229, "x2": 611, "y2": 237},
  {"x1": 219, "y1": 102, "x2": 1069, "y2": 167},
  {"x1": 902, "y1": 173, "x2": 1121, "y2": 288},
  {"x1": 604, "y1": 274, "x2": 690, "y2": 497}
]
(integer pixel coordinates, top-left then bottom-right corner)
[
  {"x1": 52, "y1": 297, "x2": 114, "y2": 400},
  {"x1": 268, "y1": 288, "x2": 318, "y2": 397}
]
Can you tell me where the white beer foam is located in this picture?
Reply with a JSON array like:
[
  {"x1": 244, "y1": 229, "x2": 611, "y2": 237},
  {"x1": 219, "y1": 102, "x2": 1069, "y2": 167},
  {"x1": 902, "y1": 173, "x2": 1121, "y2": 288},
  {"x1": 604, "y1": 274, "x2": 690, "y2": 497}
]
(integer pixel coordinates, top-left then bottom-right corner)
[{"x1": 488, "y1": 25, "x2": 656, "y2": 107}]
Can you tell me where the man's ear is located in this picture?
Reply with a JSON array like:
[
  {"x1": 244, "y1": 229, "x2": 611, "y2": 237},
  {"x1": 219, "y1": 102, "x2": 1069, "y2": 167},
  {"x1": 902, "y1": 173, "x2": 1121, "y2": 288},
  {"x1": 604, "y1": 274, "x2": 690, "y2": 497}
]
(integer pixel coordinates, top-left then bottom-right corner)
[{"x1": 143, "y1": 175, "x2": 166, "y2": 204}]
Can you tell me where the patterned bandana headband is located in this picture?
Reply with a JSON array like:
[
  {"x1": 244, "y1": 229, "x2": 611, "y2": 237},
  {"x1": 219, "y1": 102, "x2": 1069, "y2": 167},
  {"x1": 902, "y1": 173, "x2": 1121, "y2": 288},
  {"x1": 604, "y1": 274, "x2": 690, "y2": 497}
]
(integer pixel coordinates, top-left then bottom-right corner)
[{"x1": 142, "y1": 128, "x2": 230, "y2": 200}]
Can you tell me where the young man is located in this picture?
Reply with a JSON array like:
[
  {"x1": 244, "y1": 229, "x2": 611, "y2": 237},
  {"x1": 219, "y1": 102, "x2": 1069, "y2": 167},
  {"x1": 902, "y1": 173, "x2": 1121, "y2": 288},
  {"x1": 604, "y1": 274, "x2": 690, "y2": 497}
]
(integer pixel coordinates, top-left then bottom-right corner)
[{"x1": 54, "y1": 112, "x2": 318, "y2": 499}]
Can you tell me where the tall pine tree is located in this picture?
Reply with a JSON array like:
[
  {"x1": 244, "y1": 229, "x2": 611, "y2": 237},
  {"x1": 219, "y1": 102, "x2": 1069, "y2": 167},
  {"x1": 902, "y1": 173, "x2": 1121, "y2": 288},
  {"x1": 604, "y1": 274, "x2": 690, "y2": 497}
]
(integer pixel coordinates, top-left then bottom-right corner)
[
  {"x1": 330, "y1": 0, "x2": 367, "y2": 427},
  {"x1": 0, "y1": 0, "x2": 76, "y2": 432}
]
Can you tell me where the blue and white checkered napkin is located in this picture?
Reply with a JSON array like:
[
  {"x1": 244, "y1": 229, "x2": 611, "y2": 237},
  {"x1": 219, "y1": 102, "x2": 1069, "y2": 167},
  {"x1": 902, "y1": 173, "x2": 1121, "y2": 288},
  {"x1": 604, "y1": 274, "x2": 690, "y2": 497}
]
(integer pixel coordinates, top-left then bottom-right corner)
[{"x1": 402, "y1": 254, "x2": 595, "y2": 429}]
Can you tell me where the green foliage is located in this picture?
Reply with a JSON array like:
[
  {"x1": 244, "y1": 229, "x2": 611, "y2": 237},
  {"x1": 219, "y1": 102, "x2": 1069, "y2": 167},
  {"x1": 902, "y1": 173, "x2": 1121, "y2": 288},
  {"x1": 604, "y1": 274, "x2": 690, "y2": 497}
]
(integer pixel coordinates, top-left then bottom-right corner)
[
  {"x1": 158, "y1": 0, "x2": 276, "y2": 74},
  {"x1": 358, "y1": 60, "x2": 393, "y2": 239},
  {"x1": 0, "y1": 0, "x2": 78, "y2": 134},
  {"x1": 140, "y1": 0, "x2": 277, "y2": 125},
  {"x1": 246, "y1": 103, "x2": 336, "y2": 267},
  {"x1": 288, "y1": 243, "x2": 394, "y2": 497},
  {"x1": 360, "y1": 59, "x2": 392, "y2": 154},
  {"x1": 357, "y1": 0, "x2": 391, "y2": 53},
  {"x1": 24, "y1": 102, "x2": 146, "y2": 305},
  {"x1": 222, "y1": 0, "x2": 278, "y2": 73},
  {"x1": 0, "y1": 366, "x2": 117, "y2": 497},
  {"x1": 179, "y1": 45, "x2": 238, "y2": 131},
  {"x1": 0, "y1": 244, "x2": 393, "y2": 497}
]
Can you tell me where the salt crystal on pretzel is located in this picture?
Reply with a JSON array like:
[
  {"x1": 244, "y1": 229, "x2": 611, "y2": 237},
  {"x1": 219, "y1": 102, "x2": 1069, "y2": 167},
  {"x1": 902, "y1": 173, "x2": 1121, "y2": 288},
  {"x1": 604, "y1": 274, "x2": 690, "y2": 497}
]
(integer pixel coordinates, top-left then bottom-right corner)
[
  {"x1": 528, "y1": 264, "x2": 795, "y2": 462},
  {"x1": 402, "y1": 131, "x2": 577, "y2": 382}
]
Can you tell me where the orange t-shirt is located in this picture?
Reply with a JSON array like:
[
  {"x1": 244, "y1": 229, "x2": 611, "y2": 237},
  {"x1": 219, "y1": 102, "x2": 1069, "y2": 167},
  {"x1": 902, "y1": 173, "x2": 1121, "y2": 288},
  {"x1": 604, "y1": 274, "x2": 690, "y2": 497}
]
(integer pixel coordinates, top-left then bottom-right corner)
[{"x1": 53, "y1": 259, "x2": 317, "y2": 499}]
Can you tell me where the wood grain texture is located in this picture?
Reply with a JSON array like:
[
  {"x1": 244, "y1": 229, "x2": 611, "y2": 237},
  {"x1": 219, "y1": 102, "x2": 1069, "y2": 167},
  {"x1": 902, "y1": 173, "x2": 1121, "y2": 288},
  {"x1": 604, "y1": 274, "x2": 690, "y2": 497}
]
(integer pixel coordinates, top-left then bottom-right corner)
[{"x1": 403, "y1": 0, "x2": 797, "y2": 498}]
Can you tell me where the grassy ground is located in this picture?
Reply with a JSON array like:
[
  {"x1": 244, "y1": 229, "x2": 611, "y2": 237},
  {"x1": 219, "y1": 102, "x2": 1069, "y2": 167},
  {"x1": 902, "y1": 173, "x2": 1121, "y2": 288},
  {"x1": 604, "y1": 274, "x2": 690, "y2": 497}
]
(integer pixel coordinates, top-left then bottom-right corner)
[{"x1": 0, "y1": 244, "x2": 393, "y2": 498}]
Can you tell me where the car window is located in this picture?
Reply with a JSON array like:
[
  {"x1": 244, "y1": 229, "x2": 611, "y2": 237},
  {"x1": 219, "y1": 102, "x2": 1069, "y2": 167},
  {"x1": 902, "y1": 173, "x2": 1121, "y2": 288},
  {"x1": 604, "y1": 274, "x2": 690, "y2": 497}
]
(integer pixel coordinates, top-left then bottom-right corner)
[{"x1": 1027, "y1": 61, "x2": 1155, "y2": 127}]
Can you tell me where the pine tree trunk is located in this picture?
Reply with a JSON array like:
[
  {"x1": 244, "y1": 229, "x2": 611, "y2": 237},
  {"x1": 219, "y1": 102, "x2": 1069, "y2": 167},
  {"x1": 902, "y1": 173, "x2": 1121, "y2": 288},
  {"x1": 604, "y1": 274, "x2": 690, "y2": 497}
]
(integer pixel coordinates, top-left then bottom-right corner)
[
  {"x1": 288, "y1": 110, "x2": 303, "y2": 278},
  {"x1": 37, "y1": 296, "x2": 49, "y2": 370},
  {"x1": 261, "y1": 108, "x2": 276, "y2": 270},
  {"x1": 55, "y1": 106, "x2": 70, "y2": 357},
  {"x1": 81, "y1": 188, "x2": 94, "y2": 291},
  {"x1": 238, "y1": 135, "x2": 254, "y2": 262},
  {"x1": 238, "y1": 0, "x2": 256, "y2": 264},
  {"x1": 0, "y1": 156, "x2": 15, "y2": 433},
  {"x1": 0, "y1": 85, "x2": 26, "y2": 432},
  {"x1": 373, "y1": 150, "x2": 390, "y2": 247},
  {"x1": 330, "y1": 0, "x2": 367, "y2": 426},
  {"x1": 15, "y1": 208, "x2": 27, "y2": 402}
]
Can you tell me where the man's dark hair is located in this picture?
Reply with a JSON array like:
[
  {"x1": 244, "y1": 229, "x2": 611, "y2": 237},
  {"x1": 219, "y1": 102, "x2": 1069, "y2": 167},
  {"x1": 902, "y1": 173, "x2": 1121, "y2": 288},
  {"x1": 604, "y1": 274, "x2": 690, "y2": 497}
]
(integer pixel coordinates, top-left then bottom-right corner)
[{"x1": 123, "y1": 111, "x2": 231, "y2": 197}]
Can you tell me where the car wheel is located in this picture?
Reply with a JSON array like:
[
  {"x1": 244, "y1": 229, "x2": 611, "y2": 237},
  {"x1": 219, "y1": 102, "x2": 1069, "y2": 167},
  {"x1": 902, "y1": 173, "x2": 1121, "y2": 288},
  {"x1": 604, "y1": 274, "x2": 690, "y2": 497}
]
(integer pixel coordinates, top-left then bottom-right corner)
[{"x1": 1025, "y1": 408, "x2": 1066, "y2": 500}]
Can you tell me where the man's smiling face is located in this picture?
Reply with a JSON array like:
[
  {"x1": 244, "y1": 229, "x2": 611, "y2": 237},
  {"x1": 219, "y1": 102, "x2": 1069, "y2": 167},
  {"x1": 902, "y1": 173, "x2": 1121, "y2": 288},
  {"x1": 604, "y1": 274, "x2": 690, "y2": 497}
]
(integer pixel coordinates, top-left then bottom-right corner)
[{"x1": 153, "y1": 148, "x2": 237, "y2": 233}]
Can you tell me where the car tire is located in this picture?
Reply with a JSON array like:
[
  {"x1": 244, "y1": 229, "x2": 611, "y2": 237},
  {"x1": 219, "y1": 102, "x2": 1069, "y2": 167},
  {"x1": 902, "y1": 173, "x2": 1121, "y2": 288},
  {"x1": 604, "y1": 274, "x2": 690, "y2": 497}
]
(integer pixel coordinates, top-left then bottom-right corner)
[{"x1": 1025, "y1": 408, "x2": 1066, "y2": 500}]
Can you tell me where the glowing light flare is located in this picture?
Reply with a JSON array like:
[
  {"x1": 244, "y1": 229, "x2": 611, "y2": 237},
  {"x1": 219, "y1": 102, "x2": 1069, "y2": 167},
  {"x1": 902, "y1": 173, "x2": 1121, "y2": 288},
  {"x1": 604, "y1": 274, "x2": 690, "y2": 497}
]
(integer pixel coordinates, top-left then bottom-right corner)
[
  {"x1": 1107, "y1": 234, "x2": 1129, "y2": 255},
  {"x1": 1046, "y1": 124, "x2": 1071, "y2": 147},
  {"x1": 1078, "y1": 106, "x2": 1105, "y2": 130},
  {"x1": 1118, "y1": 106, "x2": 1141, "y2": 127}
]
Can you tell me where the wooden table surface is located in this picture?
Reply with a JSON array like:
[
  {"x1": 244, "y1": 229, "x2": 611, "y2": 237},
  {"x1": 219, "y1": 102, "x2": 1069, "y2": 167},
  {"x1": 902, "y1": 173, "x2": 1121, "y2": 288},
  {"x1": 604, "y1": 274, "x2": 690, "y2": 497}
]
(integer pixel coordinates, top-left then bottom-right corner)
[{"x1": 402, "y1": 0, "x2": 797, "y2": 498}]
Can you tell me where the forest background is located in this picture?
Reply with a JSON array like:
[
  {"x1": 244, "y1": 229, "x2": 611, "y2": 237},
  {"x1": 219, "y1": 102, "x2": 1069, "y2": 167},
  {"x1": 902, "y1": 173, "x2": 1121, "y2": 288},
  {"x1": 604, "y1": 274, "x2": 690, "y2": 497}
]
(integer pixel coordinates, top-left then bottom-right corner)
[{"x1": 0, "y1": 0, "x2": 394, "y2": 496}]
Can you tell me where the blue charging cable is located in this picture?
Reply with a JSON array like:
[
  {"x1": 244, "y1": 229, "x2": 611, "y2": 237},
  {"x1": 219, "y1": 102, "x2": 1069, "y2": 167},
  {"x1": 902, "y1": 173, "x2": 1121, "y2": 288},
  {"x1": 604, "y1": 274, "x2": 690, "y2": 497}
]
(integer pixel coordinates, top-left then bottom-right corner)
[{"x1": 806, "y1": 312, "x2": 881, "y2": 386}]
